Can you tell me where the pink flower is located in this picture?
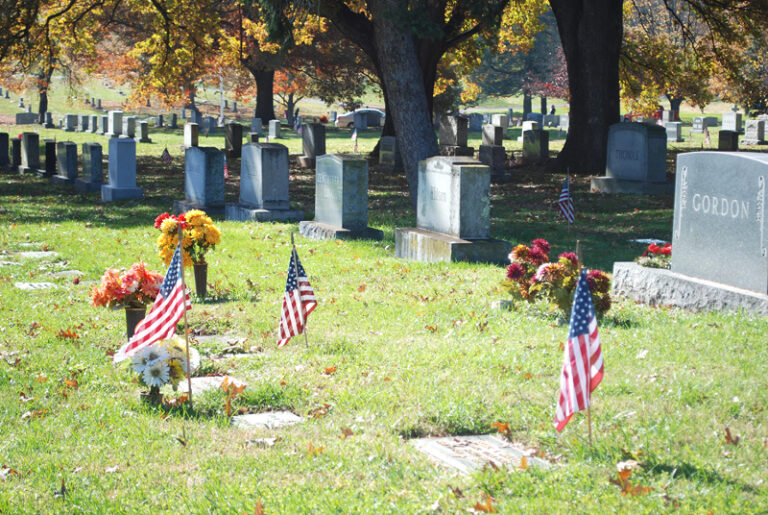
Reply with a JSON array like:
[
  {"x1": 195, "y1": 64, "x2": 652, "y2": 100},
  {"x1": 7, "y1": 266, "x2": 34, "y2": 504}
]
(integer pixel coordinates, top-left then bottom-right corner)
[
  {"x1": 558, "y1": 252, "x2": 579, "y2": 267},
  {"x1": 506, "y1": 263, "x2": 525, "y2": 280},
  {"x1": 532, "y1": 263, "x2": 551, "y2": 283},
  {"x1": 529, "y1": 247, "x2": 547, "y2": 265},
  {"x1": 531, "y1": 238, "x2": 550, "y2": 254}
]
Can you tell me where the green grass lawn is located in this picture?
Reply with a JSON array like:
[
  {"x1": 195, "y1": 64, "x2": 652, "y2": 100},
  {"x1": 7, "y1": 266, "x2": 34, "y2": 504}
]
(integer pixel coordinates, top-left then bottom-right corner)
[{"x1": 0, "y1": 129, "x2": 767, "y2": 514}]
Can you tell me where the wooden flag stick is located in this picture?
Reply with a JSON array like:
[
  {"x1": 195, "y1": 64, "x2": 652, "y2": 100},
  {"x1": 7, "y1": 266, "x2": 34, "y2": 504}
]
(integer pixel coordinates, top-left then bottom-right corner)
[
  {"x1": 178, "y1": 224, "x2": 193, "y2": 407},
  {"x1": 566, "y1": 168, "x2": 572, "y2": 234},
  {"x1": 290, "y1": 233, "x2": 309, "y2": 346}
]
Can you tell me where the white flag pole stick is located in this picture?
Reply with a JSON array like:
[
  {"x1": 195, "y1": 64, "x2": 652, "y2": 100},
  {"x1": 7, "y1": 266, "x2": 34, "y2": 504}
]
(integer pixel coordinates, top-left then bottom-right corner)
[{"x1": 178, "y1": 223, "x2": 193, "y2": 407}]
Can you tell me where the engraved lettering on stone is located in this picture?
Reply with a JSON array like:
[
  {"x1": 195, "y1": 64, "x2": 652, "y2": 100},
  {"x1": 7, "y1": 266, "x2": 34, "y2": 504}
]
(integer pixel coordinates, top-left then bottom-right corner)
[
  {"x1": 430, "y1": 187, "x2": 447, "y2": 202},
  {"x1": 615, "y1": 149, "x2": 639, "y2": 161},
  {"x1": 691, "y1": 193, "x2": 749, "y2": 219},
  {"x1": 758, "y1": 176, "x2": 766, "y2": 256},
  {"x1": 675, "y1": 166, "x2": 688, "y2": 240}
]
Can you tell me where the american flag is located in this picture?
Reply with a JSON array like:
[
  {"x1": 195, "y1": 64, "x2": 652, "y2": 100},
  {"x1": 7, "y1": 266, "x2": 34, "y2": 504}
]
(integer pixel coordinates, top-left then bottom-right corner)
[
  {"x1": 277, "y1": 248, "x2": 316, "y2": 347},
  {"x1": 351, "y1": 128, "x2": 358, "y2": 152},
  {"x1": 161, "y1": 148, "x2": 173, "y2": 166},
  {"x1": 113, "y1": 243, "x2": 191, "y2": 363},
  {"x1": 554, "y1": 269, "x2": 604, "y2": 432},
  {"x1": 558, "y1": 177, "x2": 575, "y2": 224}
]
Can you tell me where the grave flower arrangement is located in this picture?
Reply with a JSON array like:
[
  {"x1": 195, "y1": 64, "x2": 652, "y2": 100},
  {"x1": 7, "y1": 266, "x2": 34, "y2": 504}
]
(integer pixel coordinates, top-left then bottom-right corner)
[
  {"x1": 129, "y1": 336, "x2": 200, "y2": 403},
  {"x1": 501, "y1": 238, "x2": 612, "y2": 316},
  {"x1": 90, "y1": 262, "x2": 164, "y2": 309},
  {"x1": 155, "y1": 210, "x2": 221, "y2": 266},
  {"x1": 635, "y1": 242, "x2": 672, "y2": 269}
]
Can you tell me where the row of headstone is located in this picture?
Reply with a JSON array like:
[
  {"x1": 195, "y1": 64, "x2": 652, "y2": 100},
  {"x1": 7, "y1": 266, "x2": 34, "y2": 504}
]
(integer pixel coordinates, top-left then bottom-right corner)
[{"x1": 438, "y1": 116, "x2": 474, "y2": 157}]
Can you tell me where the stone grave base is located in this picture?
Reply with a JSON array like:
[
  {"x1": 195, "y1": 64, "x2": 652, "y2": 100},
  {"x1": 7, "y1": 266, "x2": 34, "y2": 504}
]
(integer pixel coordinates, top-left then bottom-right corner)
[
  {"x1": 74, "y1": 179, "x2": 102, "y2": 192},
  {"x1": 231, "y1": 411, "x2": 302, "y2": 430},
  {"x1": 18, "y1": 166, "x2": 40, "y2": 176},
  {"x1": 612, "y1": 262, "x2": 768, "y2": 316},
  {"x1": 173, "y1": 200, "x2": 224, "y2": 216},
  {"x1": 411, "y1": 435, "x2": 548, "y2": 475},
  {"x1": 297, "y1": 156, "x2": 315, "y2": 168},
  {"x1": 225, "y1": 203, "x2": 303, "y2": 222},
  {"x1": 49, "y1": 175, "x2": 75, "y2": 186},
  {"x1": 395, "y1": 228, "x2": 510, "y2": 265},
  {"x1": 590, "y1": 177, "x2": 674, "y2": 195},
  {"x1": 103, "y1": 185, "x2": 144, "y2": 201},
  {"x1": 439, "y1": 145, "x2": 474, "y2": 157},
  {"x1": 299, "y1": 221, "x2": 383, "y2": 241},
  {"x1": 34, "y1": 168, "x2": 55, "y2": 179},
  {"x1": 178, "y1": 375, "x2": 246, "y2": 396},
  {"x1": 136, "y1": 137, "x2": 152, "y2": 143},
  {"x1": 491, "y1": 173, "x2": 512, "y2": 184},
  {"x1": 741, "y1": 139, "x2": 767, "y2": 146}
]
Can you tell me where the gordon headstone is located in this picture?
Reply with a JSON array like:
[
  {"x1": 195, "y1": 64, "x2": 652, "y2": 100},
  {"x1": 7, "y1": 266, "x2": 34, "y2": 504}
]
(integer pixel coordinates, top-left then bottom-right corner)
[
  {"x1": 102, "y1": 137, "x2": 143, "y2": 201},
  {"x1": 225, "y1": 143, "x2": 303, "y2": 222},
  {"x1": 591, "y1": 122, "x2": 672, "y2": 194},
  {"x1": 395, "y1": 156, "x2": 510, "y2": 264},
  {"x1": 299, "y1": 154, "x2": 382, "y2": 240},
  {"x1": 75, "y1": 142, "x2": 103, "y2": 192},
  {"x1": 173, "y1": 147, "x2": 225, "y2": 214}
]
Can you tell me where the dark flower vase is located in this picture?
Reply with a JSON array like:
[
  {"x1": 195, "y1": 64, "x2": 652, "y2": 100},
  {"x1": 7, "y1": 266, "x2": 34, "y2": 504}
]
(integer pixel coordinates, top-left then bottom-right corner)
[
  {"x1": 193, "y1": 262, "x2": 207, "y2": 298},
  {"x1": 125, "y1": 307, "x2": 146, "y2": 339},
  {"x1": 140, "y1": 386, "x2": 163, "y2": 405}
]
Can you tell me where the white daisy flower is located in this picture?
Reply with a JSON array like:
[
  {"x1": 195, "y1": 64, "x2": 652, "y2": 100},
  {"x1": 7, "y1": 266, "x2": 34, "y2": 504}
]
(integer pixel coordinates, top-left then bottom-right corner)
[
  {"x1": 143, "y1": 360, "x2": 170, "y2": 387},
  {"x1": 131, "y1": 345, "x2": 170, "y2": 374}
]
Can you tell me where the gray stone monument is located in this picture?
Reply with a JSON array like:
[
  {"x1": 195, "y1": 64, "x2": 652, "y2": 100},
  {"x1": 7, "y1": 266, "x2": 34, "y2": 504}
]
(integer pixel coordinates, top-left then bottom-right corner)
[
  {"x1": 353, "y1": 111, "x2": 368, "y2": 131},
  {"x1": 98, "y1": 115, "x2": 108, "y2": 135},
  {"x1": 136, "y1": 121, "x2": 151, "y2": 143},
  {"x1": 526, "y1": 112, "x2": 543, "y2": 125},
  {"x1": 14, "y1": 112, "x2": 38, "y2": 124},
  {"x1": 521, "y1": 129, "x2": 548, "y2": 162},
  {"x1": 722, "y1": 112, "x2": 742, "y2": 133},
  {"x1": 75, "y1": 143, "x2": 103, "y2": 192},
  {"x1": 718, "y1": 130, "x2": 739, "y2": 151},
  {"x1": 173, "y1": 147, "x2": 225, "y2": 214},
  {"x1": 122, "y1": 116, "x2": 137, "y2": 139},
  {"x1": 170, "y1": 113, "x2": 178, "y2": 129},
  {"x1": 439, "y1": 116, "x2": 473, "y2": 157},
  {"x1": 19, "y1": 133, "x2": 40, "y2": 175},
  {"x1": 10, "y1": 138, "x2": 20, "y2": 169},
  {"x1": 478, "y1": 145, "x2": 507, "y2": 182},
  {"x1": 156, "y1": 114, "x2": 164, "y2": 128},
  {"x1": 559, "y1": 114, "x2": 569, "y2": 131},
  {"x1": 184, "y1": 123, "x2": 199, "y2": 148},
  {"x1": 225, "y1": 122, "x2": 243, "y2": 158},
  {"x1": 203, "y1": 116, "x2": 216, "y2": 134},
  {"x1": 77, "y1": 114, "x2": 89, "y2": 132},
  {"x1": 591, "y1": 122, "x2": 672, "y2": 194},
  {"x1": 468, "y1": 113, "x2": 483, "y2": 132},
  {"x1": 298, "y1": 123, "x2": 326, "y2": 168},
  {"x1": 482, "y1": 124, "x2": 503, "y2": 146},
  {"x1": 51, "y1": 142, "x2": 77, "y2": 185},
  {"x1": 102, "y1": 137, "x2": 143, "y2": 201},
  {"x1": 378, "y1": 136, "x2": 402, "y2": 170},
  {"x1": 43, "y1": 139, "x2": 56, "y2": 177},
  {"x1": 0, "y1": 133, "x2": 8, "y2": 168},
  {"x1": 268, "y1": 119, "x2": 280, "y2": 139},
  {"x1": 225, "y1": 143, "x2": 303, "y2": 222},
  {"x1": 743, "y1": 120, "x2": 766, "y2": 145},
  {"x1": 395, "y1": 156, "x2": 510, "y2": 264},
  {"x1": 89, "y1": 115, "x2": 98, "y2": 133},
  {"x1": 299, "y1": 154, "x2": 382, "y2": 240},
  {"x1": 251, "y1": 118, "x2": 262, "y2": 135},
  {"x1": 665, "y1": 122, "x2": 683, "y2": 143},
  {"x1": 96, "y1": 98, "x2": 101, "y2": 110},
  {"x1": 491, "y1": 113, "x2": 508, "y2": 129},
  {"x1": 44, "y1": 112, "x2": 55, "y2": 128},
  {"x1": 106, "y1": 110, "x2": 123, "y2": 138},
  {"x1": 64, "y1": 114, "x2": 77, "y2": 132}
]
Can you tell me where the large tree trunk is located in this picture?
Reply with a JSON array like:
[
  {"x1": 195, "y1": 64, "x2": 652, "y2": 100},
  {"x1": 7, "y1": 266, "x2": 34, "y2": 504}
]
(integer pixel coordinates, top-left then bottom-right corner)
[
  {"x1": 369, "y1": 0, "x2": 438, "y2": 207},
  {"x1": 550, "y1": 0, "x2": 622, "y2": 174},
  {"x1": 250, "y1": 68, "x2": 275, "y2": 121},
  {"x1": 37, "y1": 68, "x2": 52, "y2": 125},
  {"x1": 666, "y1": 94, "x2": 683, "y2": 120}
]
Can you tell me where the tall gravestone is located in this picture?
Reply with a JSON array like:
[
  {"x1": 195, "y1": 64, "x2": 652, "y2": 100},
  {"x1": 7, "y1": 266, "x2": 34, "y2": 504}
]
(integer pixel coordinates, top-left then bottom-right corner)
[
  {"x1": 184, "y1": 123, "x2": 199, "y2": 148},
  {"x1": 203, "y1": 116, "x2": 216, "y2": 134},
  {"x1": 75, "y1": 143, "x2": 103, "y2": 192},
  {"x1": 299, "y1": 155, "x2": 382, "y2": 240},
  {"x1": 395, "y1": 156, "x2": 510, "y2": 264},
  {"x1": 268, "y1": 120, "x2": 280, "y2": 139},
  {"x1": 64, "y1": 114, "x2": 77, "y2": 132},
  {"x1": 298, "y1": 123, "x2": 326, "y2": 168},
  {"x1": 439, "y1": 116, "x2": 473, "y2": 157},
  {"x1": 468, "y1": 113, "x2": 483, "y2": 132},
  {"x1": 77, "y1": 115, "x2": 89, "y2": 132},
  {"x1": 102, "y1": 138, "x2": 143, "y2": 201},
  {"x1": 665, "y1": 122, "x2": 683, "y2": 143},
  {"x1": 19, "y1": 133, "x2": 40, "y2": 175},
  {"x1": 89, "y1": 115, "x2": 98, "y2": 133},
  {"x1": 106, "y1": 111, "x2": 122, "y2": 138},
  {"x1": 482, "y1": 125, "x2": 503, "y2": 146},
  {"x1": 719, "y1": 130, "x2": 739, "y2": 151},
  {"x1": 521, "y1": 128, "x2": 548, "y2": 162},
  {"x1": 491, "y1": 114, "x2": 508, "y2": 129},
  {"x1": 353, "y1": 112, "x2": 367, "y2": 131},
  {"x1": 251, "y1": 118, "x2": 262, "y2": 135},
  {"x1": 225, "y1": 143, "x2": 303, "y2": 222},
  {"x1": 170, "y1": 113, "x2": 178, "y2": 129},
  {"x1": 98, "y1": 115, "x2": 108, "y2": 135},
  {"x1": 743, "y1": 120, "x2": 766, "y2": 145},
  {"x1": 591, "y1": 122, "x2": 672, "y2": 194},
  {"x1": 44, "y1": 112, "x2": 55, "y2": 129},
  {"x1": 0, "y1": 133, "x2": 9, "y2": 168},
  {"x1": 43, "y1": 139, "x2": 56, "y2": 177},
  {"x1": 378, "y1": 136, "x2": 402, "y2": 170},
  {"x1": 52, "y1": 142, "x2": 78, "y2": 185},
  {"x1": 173, "y1": 147, "x2": 225, "y2": 214},
  {"x1": 225, "y1": 122, "x2": 243, "y2": 158},
  {"x1": 722, "y1": 112, "x2": 742, "y2": 133},
  {"x1": 156, "y1": 114, "x2": 164, "y2": 128},
  {"x1": 137, "y1": 121, "x2": 151, "y2": 143},
  {"x1": 11, "y1": 138, "x2": 21, "y2": 169},
  {"x1": 123, "y1": 116, "x2": 137, "y2": 139}
]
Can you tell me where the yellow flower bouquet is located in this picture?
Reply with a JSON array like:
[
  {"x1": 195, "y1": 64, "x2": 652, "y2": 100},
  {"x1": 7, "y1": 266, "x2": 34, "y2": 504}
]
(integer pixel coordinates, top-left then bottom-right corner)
[{"x1": 154, "y1": 210, "x2": 221, "y2": 266}]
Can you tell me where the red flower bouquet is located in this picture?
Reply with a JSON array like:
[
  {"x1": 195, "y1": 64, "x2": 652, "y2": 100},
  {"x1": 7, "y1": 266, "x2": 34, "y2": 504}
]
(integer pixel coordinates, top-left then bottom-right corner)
[
  {"x1": 90, "y1": 262, "x2": 164, "y2": 309},
  {"x1": 636, "y1": 242, "x2": 672, "y2": 269}
]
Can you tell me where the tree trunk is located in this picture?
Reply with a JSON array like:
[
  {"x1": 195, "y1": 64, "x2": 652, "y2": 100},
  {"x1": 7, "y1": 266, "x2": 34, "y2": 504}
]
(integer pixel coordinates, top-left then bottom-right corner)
[
  {"x1": 540, "y1": 96, "x2": 547, "y2": 115},
  {"x1": 37, "y1": 69, "x2": 52, "y2": 125},
  {"x1": 523, "y1": 90, "x2": 532, "y2": 120},
  {"x1": 550, "y1": 0, "x2": 622, "y2": 174},
  {"x1": 369, "y1": 0, "x2": 438, "y2": 207},
  {"x1": 250, "y1": 68, "x2": 275, "y2": 121}
]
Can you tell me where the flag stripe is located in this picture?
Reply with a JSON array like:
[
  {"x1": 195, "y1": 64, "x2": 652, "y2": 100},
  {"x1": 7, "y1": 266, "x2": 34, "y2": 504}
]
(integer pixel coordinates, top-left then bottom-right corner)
[
  {"x1": 277, "y1": 249, "x2": 316, "y2": 348},
  {"x1": 558, "y1": 177, "x2": 575, "y2": 224}
]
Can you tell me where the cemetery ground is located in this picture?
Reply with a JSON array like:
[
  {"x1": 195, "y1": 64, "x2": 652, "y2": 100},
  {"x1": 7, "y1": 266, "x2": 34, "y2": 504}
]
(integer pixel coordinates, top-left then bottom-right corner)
[{"x1": 1, "y1": 146, "x2": 768, "y2": 514}]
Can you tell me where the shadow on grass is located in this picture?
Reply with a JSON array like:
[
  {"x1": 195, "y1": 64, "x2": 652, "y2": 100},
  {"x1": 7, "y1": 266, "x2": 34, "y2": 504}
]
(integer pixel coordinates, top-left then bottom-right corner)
[{"x1": 646, "y1": 460, "x2": 759, "y2": 494}]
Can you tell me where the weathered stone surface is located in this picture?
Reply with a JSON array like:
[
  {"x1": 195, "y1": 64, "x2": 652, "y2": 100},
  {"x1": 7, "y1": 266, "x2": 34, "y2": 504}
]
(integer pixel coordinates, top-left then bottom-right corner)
[
  {"x1": 491, "y1": 114, "x2": 508, "y2": 128},
  {"x1": 74, "y1": 142, "x2": 103, "y2": 192},
  {"x1": 439, "y1": 116, "x2": 468, "y2": 147},
  {"x1": 718, "y1": 131, "x2": 739, "y2": 151},
  {"x1": 102, "y1": 137, "x2": 143, "y2": 201},
  {"x1": 177, "y1": 375, "x2": 246, "y2": 395},
  {"x1": 722, "y1": 112, "x2": 742, "y2": 133},
  {"x1": 14, "y1": 282, "x2": 57, "y2": 291},
  {"x1": 184, "y1": 123, "x2": 199, "y2": 148},
  {"x1": 106, "y1": 110, "x2": 122, "y2": 138},
  {"x1": 672, "y1": 152, "x2": 768, "y2": 293},
  {"x1": 64, "y1": 114, "x2": 77, "y2": 132},
  {"x1": 612, "y1": 262, "x2": 768, "y2": 315},
  {"x1": 378, "y1": 136, "x2": 401, "y2": 169},
  {"x1": 742, "y1": 119, "x2": 766, "y2": 145},
  {"x1": 231, "y1": 411, "x2": 302, "y2": 430},
  {"x1": 665, "y1": 122, "x2": 683, "y2": 142},
  {"x1": 51, "y1": 141, "x2": 77, "y2": 185},
  {"x1": 438, "y1": 145, "x2": 474, "y2": 157},
  {"x1": 136, "y1": 121, "x2": 151, "y2": 143},
  {"x1": 18, "y1": 251, "x2": 58, "y2": 259},
  {"x1": 482, "y1": 124, "x2": 503, "y2": 146},
  {"x1": 19, "y1": 132, "x2": 40, "y2": 174},
  {"x1": 225, "y1": 122, "x2": 243, "y2": 158},
  {"x1": 301, "y1": 123, "x2": 326, "y2": 160},
  {"x1": 182, "y1": 146, "x2": 225, "y2": 208},
  {"x1": 268, "y1": 119, "x2": 281, "y2": 139},
  {"x1": 299, "y1": 221, "x2": 383, "y2": 241},
  {"x1": 411, "y1": 435, "x2": 548, "y2": 475},
  {"x1": 312, "y1": 154, "x2": 373, "y2": 233},
  {"x1": 15, "y1": 112, "x2": 38, "y2": 124},
  {"x1": 395, "y1": 228, "x2": 510, "y2": 265},
  {"x1": 478, "y1": 145, "x2": 507, "y2": 181}
]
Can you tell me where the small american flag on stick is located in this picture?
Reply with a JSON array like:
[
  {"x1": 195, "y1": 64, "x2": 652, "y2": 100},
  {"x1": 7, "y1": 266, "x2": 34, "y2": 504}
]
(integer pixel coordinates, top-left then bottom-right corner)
[
  {"x1": 558, "y1": 177, "x2": 575, "y2": 224},
  {"x1": 113, "y1": 243, "x2": 191, "y2": 362},
  {"x1": 351, "y1": 128, "x2": 358, "y2": 152},
  {"x1": 277, "y1": 245, "x2": 316, "y2": 347},
  {"x1": 161, "y1": 147, "x2": 173, "y2": 166},
  {"x1": 554, "y1": 269, "x2": 604, "y2": 433}
]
